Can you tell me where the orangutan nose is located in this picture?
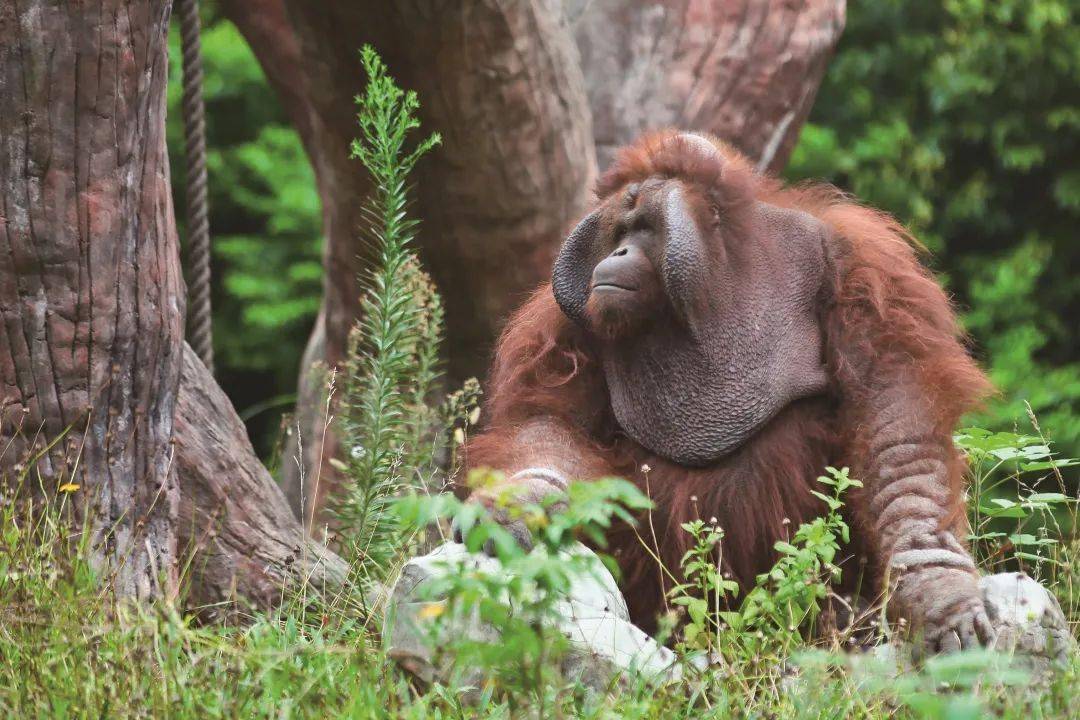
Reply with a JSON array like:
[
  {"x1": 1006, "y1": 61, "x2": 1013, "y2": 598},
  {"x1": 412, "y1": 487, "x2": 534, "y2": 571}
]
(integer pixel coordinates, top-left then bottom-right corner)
[{"x1": 592, "y1": 244, "x2": 643, "y2": 291}]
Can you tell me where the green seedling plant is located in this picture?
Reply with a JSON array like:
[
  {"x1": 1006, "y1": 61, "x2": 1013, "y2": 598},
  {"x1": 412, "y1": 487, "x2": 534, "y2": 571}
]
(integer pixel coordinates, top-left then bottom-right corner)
[
  {"x1": 329, "y1": 45, "x2": 444, "y2": 594},
  {"x1": 667, "y1": 519, "x2": 740, "y2": 653},
  {"x1": 958, "y1": 427, "x2": 1078, "y2": 590},
  {"x1": 670, "y1": 467, "x2": 863, "y2": 661}
]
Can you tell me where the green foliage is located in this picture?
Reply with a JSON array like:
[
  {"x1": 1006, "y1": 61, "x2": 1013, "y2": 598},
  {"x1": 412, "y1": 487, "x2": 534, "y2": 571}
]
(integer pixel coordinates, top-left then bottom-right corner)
[
  {"x1": 668, "y1": 468, "x2": 862, "y2": 656},
  {"x1": 167, "y1": 15, "x2": 322, "y2": 378},
  {"x1": 787, "y1": 0, "x2": 1080, "y2": 454},
  {"x1": 735, "y1": 468, "x2": 861, "y2": 645},
  {"x1": 392, "y1": 475, "x2": 651, "y2": 704},
  {"x1": 669, "y1": 520, "x2": 741, "y2": 645},
  {"x1": 0, "y1": 492, "x2": 411, "y2": 718},
  {"x1": 329, "y1": 47, "x2": 442, "y2": 589},
  {"x1": 957, "y1": 427, "x2": 1079, "y2": 617}
]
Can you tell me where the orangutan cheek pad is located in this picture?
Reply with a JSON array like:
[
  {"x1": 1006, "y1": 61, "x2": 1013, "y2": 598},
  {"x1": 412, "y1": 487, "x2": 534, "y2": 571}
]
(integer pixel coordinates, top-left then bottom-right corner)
[{"x1": 554, "y1": 188, "x2": 831, "y2": 467}]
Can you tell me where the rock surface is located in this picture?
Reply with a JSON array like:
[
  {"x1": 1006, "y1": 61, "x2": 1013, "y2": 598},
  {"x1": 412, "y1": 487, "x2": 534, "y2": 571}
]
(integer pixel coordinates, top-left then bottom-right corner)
[
  {"x1": 980, "y1": 571, "x2": 1075, "y2": 669},
  {"x1": 383, "y1": 542, "x2": 682, "y2": 691}
]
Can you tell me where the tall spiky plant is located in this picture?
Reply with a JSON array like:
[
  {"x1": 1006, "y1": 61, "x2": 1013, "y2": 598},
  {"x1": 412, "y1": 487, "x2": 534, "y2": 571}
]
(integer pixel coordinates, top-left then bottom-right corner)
[{"x1": 332, "y1": 46, "x2": 441, "y2": 591}]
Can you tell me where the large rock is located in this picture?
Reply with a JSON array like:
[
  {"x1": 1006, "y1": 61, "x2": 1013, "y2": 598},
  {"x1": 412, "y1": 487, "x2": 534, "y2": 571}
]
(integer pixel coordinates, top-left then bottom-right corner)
[{"x1": 383, "y1": 542, "x2": 685, "y2": 692}]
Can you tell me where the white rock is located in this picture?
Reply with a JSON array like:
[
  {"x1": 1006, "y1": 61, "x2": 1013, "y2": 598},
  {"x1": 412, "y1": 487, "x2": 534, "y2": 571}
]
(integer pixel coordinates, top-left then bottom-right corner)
[
  {"x1": 980, "y1": 572, "x2": 1074, "y2": 668},
  {"x1": 864, "y1": 572, "x2": 1074, "y2": 678},
  {"x1": 383, "y1": 542, "x2": 684, "y2": 692}
]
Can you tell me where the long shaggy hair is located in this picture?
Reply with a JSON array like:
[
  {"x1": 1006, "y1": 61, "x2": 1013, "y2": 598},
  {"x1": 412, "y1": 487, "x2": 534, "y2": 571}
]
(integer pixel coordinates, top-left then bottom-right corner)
[{"x1": 466, "y1": 130, "x2": 992, "y2": 629}]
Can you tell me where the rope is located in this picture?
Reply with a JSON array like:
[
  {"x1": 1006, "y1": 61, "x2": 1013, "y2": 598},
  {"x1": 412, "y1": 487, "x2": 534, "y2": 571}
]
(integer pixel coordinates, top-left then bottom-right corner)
[{"x1": 177, "y1": 0, "x2": 213, "y2": 373}]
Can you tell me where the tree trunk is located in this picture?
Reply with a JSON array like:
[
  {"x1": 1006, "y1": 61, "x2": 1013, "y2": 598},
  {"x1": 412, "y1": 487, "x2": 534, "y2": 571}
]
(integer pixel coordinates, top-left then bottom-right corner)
[
  {"x1": 0, "y1": 0, "x2": 184, "y2": 600},
  {"x1": 566, "y1": 0, "x2": 846, "y2": 172},
  {"x1": 225, "y1": 0, "x2": 598, "y2": 524},
  {"x1": 174, "y1": 342, "x2": 347, "y2": 618},
  {"x1": 0, "y1": 1, "x2": 345, "y2": 615}
]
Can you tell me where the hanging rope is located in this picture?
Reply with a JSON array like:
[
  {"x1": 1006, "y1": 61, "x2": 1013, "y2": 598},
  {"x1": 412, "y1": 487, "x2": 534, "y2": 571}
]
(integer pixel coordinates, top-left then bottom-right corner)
[{"x1": 177, "y1": 0, "x2": 214, "y2": 373}]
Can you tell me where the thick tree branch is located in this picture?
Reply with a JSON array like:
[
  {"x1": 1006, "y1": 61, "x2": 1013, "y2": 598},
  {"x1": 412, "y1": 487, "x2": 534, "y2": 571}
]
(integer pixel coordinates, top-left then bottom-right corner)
[
  {"x1": 567, "y1": 0, "x2": 846, "y2": 171},
  {"x1": 175, "y1": 342, "x2": 347, "y2": 616}
]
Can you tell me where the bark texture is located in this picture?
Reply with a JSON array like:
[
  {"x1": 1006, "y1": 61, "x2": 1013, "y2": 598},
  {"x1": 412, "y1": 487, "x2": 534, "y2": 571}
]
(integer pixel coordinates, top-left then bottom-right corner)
[
  {"x1": 0, "y1": 0, "x2": 184, "y2": 600},
  {"x1": 566, "y1": 0, "x2": 846, "y2": 171},
  {"x1": 174, "y1": 343, "x2": 347, "y2": 616}
]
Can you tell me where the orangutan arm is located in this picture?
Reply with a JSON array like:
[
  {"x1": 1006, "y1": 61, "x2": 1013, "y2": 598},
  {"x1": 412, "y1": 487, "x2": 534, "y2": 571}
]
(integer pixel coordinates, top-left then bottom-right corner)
[
  {"x1": 459, "y1": 419, "x2": 613, "y2": 548},
  {"x1": 824, "y1": 202, "x2": 996, "y2": 652},
  {"x1": 854, "y1": 382, "x2": 993, "y2": 652},
  {"x1": 454, "y1": 285, "x2": 616, "y2": 547}
]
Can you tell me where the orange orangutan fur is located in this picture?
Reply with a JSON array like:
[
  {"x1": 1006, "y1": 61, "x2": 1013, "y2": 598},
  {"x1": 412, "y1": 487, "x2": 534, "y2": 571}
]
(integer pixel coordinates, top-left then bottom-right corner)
[{"x1": 465, "y1": 130, "x2": 993, "y2": 630}]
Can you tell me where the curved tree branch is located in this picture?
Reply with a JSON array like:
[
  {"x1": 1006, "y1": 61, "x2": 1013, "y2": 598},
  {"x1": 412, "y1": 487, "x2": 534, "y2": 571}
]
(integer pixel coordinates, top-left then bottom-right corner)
[
  {"x1": 175, "y1": 342, "x2": 347, "y2": 617},
  {"x1": 567, "y1": 0, "x2": 846, "y2": 172}
]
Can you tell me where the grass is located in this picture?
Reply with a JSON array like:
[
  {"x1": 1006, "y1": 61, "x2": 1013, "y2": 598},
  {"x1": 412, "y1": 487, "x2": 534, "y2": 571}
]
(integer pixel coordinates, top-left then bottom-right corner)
[{"x1": 0, "y1": 439, "x2": 1077, "y2": 719}]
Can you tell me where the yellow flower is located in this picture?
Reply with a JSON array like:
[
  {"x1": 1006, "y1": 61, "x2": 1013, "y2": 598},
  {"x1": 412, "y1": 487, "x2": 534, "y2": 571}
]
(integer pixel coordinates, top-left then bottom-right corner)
[
  {"x1": 417, "y1": 602, "x2": 446, "y2": 620},
  {"x1": 58, "y1": 483, "x2": 80, "y2": 493}
]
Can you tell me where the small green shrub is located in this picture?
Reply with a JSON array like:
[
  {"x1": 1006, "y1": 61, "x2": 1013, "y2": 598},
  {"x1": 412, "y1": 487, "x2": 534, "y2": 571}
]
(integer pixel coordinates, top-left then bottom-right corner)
[
  {"x1": 662, "y1": 468, "x2": 860, "y2": 658},
  {"x1": 958, "y1": 426, "x2": 1079, "y2": 616}
]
